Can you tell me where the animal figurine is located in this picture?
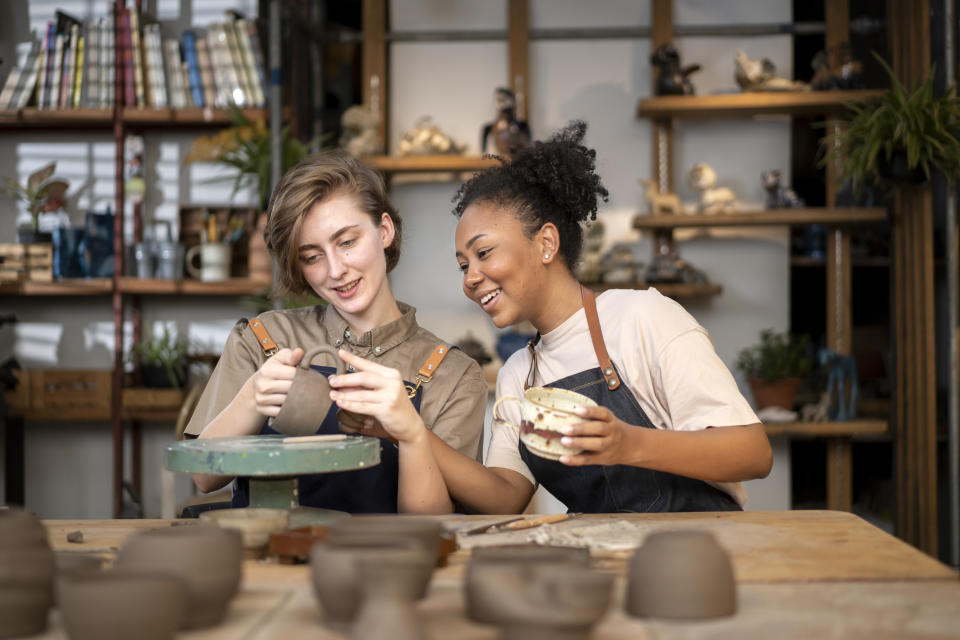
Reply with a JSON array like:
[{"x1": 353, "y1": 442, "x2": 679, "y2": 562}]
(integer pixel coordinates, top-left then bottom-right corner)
[
  {"x1": 637, "y1": 178, "x2": 683, "y2": 216},
  {"x1": 600, "y1": 242, "x2": 645, "y2": 285},
  {"x1": 649, "y1": 43, "x2": 701, "y2": 96},
  {"x1": 645, "y1": 235, "x2": 708, "y2": 285},
  {"x1": 762, "y1": 170, "x2": 805, "y2": 209},
  {"x1": 818, "y1": 348, "x2": 859, "y2": 421},
  {"x1": 734, "y1": 51, "x2": 808, "y2": 92},
  {"x1": 481, "y1": 87, "x2": 531, "y2": 157},
  {"x1": 811, "y1": 43, "x2": 864, "y2": 91},
  {"x1": 688, "y1": 163, "x2": 737, "y2": 215},
  {"x1": 339, "y1": 105, "x2": 383, "y2": 157},
  {"x1": 800, "y1": 391, "x2": 831, "y2": 423},
  {"x1": 398, "y1": 116, "x2": 465, "y2": 155}
]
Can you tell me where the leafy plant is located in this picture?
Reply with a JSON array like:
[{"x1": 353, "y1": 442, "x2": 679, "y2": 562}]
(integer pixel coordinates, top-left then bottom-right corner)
[
  {"x1": 2, "y1": 162, "x2": 69, "y2": 232},
  {"x1": 130, "y1": 326, "x2": 191, "y2": 388},
  {"x1": 184, "y1": 108, "x2": 314, "y2": 210},
  {"x1": 736, "y1": 329, "x2": 812, "y2": 383},
  {"x1": 819, "y1": 53, "x2": 960, "y2": 192}
]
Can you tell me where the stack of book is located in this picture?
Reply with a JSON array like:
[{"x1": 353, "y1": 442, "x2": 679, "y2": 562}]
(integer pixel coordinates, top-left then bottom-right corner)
[{"x1": 0, "y1": 8, "x2": 267, "y2": 112}]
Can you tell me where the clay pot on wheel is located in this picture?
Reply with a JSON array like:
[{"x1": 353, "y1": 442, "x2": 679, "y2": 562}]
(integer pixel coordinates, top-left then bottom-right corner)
[
  {"x1": 115, "y1": 524, "x2": 242, "y2": 629},
  {"x1": 58, "y1": 569, "x2": 185, "y2": 640},
  {"x1": 0, "y1": 508, "x2": 55, "y2": 638},
  {"x1": 626, "y1": 530, "x2": 736, "y2": 619}
]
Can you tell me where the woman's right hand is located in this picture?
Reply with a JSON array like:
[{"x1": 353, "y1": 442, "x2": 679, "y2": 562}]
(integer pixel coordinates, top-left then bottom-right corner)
[{"x1": 252, "y1": 347, "x2": 303, "y2": 417}]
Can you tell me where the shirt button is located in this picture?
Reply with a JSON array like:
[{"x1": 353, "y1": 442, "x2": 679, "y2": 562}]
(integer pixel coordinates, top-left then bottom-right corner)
[
  {"x1": 335, "y1": 339, "x2": 342, "y2": 346},
  {"x1": 344, "y1": 329, "x2": 351, "y2": 338},
  {"x1": 374, "y1": 346, "x2": 382, "y2": 355}
]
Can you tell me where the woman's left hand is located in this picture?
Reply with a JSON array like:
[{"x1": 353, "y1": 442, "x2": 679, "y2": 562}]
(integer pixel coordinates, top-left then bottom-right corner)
[
  {"x1": 328, "y1": 349, "x2": 424, "y2": 445},
  {"x1": 558, "y1": 405, "x2": 631, "y2": 466}
]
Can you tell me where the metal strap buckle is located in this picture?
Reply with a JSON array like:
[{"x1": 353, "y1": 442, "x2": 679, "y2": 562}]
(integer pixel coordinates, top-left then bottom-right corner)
[{"x1": 405, "y1": 375, "x2": 428, "y2": 399}]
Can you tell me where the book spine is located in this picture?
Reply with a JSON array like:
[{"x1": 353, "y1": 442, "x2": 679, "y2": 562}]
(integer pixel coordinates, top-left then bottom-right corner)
[
  {"x1": 8, "y1": 37, "x2": 41, "y2": 110},
  {"x1": 246, "y1": 20, "x2": 268, "y2": 106},
  {"x1": 193, "y1": 35, "x2": 216, "y2": 110},
  {"x1": 15, "y1": 41, "x2": 44, "y2": 109},
  {"x1": 181, "y1": 30, "x2": 205, "y2": 108},
  {"x1": 0, "y1": 41, "x2": 28, "y2": 110},
  {"x1": 84, "y1": 20, "x2": 98, "y2": 108},
  {"x1": 72, "y1": 32, "x2": 85, "y2": 108},
  {"x1": 59, "y1": 23, "x2": 78, "y2": 108},
  {"x1": 234, "y1": 18, "x2": 263, "y2": 107},
  {"x1": 102, "y1": 17, "x2": 114, "y2": 108},
  {"x1": 163, "y1": 38, "x2": 185, "y2": 109},
  {"x1": 206, "y1": 24, "x2": 235, "y2": 108},
  {"x1": 129, "y1": 4, "x2": 145, "y2": 108},
  {"x1": 50, "y1": 33, "x2": 64, "y2": 110},
  {"x1": 222, "y1": 20, "x2": 249, "y2": 108},
  {"x1": 119, "y1": 8, "x2": 134, "y2": 107},
  {"x1": 143, "y1": 25, "x2": 166, "y2": 109},
  {"x1": 37, "y1": 23, "x2": 52, "y2": 108}
]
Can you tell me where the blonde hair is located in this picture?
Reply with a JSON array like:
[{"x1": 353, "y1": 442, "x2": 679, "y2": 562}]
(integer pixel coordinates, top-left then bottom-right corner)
[{"x1": 264, "y1": 150, "x2": 401, "y2": 296}]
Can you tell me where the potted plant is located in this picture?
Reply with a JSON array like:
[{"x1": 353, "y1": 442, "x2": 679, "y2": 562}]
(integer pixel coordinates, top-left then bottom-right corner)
[
  {"x1": 130, "y1": 326, "x2": 190, "y2": 388},
  {"x1": 2, "y1": 162, "x2": 69, "y2": 243},
  {"x1": 736, "y1": 329, "x2": 812, "y2": 410},
  {"x1": 819, "y1": 53, "x2": 960, "y2": 192}
]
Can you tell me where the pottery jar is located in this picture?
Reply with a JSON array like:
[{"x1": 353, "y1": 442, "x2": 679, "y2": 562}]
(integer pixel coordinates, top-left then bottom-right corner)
[
  {"x1": 58, "y1": 569, "x2": 185, "y2": 640},
  {"x1": 270, "y1": 345, "x2": 345, "y2": 436},
  {"x1": 626, "y1": 529, "x2": 736, "y2": 619},
  {"x1": 0, "y1": 508, "x2": 56, "y2": 638},
  {"x1": 326, "y1": 516, "x2": 444, "y2": 563},
  {"x1": 115, "y1": 524, "x2": 242, "y2": 629},
  {"x1": 349, "y1": 548, "x2": 434, "y2": 640}
]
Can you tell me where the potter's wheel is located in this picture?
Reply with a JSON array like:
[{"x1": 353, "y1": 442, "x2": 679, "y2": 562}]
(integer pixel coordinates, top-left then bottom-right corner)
[{"x1": 166, "y1": 435, "x2": 380, "y2": 527}]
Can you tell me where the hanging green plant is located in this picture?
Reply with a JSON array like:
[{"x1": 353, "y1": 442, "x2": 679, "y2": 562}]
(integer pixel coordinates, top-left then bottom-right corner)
[{"x1": 819, "y1": 53, "x2": 960, "y2": 192}]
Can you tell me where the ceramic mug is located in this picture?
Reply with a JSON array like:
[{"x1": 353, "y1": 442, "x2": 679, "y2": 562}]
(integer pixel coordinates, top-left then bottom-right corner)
[
  {"x1": 493, "y1": 386, "x2": 598, "y2": 460},
  {"x1": 270, "y1": 345, "x2": 346, "y2": 436},
  {"x1": 185, "y1": 242, "x2": 231, "y2": 282}
]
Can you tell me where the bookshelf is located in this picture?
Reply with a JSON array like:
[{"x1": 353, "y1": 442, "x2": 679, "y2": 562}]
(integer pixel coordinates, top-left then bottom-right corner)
[{"x1": 0, "y1": 0, "x2": 279, "y2": 517}]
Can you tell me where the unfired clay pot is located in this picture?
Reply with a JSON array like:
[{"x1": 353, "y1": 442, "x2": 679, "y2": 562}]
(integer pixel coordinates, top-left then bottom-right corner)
[
  {"x1": 115, "y1": 524, "x2": 242, "y2": 629},
  {"x1": 199, "y1": 507, "x2": 290, "y2": 555},
  {"x1": 271, "y1": 345, "x2": 345, "y2": 436},
  {"x1": 0, "y1": 508, "x2": 55, "y2": 638},
  {"x1": 310, "y1": 541, "x2": 435, "y2": 630},
  {"x1": 53, "y1": 552, "x2": 104, "y2": 604},
  {"x1": 57, "y1": 569, "x2": 185, "y2": 640},
  {"x1": 465, "y1": 545, "x2": 591, "y2": 624},
  {"x1": 327, "y1": 516, "x2": 444, "y2": 563},
  {"x1": 466, "y1": 562, "x2": 614, "y2": 640},
  {"x1": 350, "y1": 548, "x2": 434, "y2": 640},
  {"x1": 626, "y1": 529, "x2": 737, "y2": 619}
]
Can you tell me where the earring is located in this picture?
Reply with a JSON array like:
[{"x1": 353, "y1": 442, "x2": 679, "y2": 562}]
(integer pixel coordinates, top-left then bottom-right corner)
[{"x1": 544, "y1": 253, "x2": 551, "y2": 260}]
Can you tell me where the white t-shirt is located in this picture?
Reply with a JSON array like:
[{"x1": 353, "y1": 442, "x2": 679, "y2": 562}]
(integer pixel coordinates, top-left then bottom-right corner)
[{"x1": 487, "y1": 288, "x2": 759, "y2": 507}]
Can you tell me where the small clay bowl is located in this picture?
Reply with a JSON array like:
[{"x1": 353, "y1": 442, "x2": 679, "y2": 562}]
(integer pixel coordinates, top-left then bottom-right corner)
[
  {"x1": 326, "y1": 516, "x2": 444, "y2": 562},
  {"x1": 58, "y1": 569, "x2": 185, "y2": 640},
  {"x1": 0, "y1": 508, "x2": 55, "y2": 638},
  {"x1": 200, "y1": 507, "x2": 290, "y2": 555},
  {"x1": 310, "y1": 541, "x2": 436, "y2": 629},
  {"x1": 115, "y1": 524, "x2": 242, "y2": 629},
  {"x1": 466, "y1": 562, "x2": 614, "y2": 640},
  {"x1": 465, "y1": 545, "x2": 591, "y2": 624},
  {"x1": 626, "y1": 529, "x2": 736, "y2": 619},
  {"x1": 53, "y1": 552, "x2": 104, "y2": 604}
]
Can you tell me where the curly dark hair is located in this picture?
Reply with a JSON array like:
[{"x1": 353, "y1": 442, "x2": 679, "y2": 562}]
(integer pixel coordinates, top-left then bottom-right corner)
[{"x1": 452, "y1": 120, "x2": 608, "y2": 269}]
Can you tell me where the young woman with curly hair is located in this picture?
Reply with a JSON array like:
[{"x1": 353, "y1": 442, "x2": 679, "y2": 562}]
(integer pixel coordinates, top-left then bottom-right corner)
[
  {"x1": 186, "y1": 150, "x2": 487, "y2": 514},
  {"x1": 347, "y1": 121, "x2": 772, "y2": 514}
]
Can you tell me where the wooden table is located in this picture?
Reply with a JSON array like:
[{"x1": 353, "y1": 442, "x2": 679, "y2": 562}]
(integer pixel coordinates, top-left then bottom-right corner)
[{"x1": 38, "y1": 511, "x2": 959, "y2": 639}]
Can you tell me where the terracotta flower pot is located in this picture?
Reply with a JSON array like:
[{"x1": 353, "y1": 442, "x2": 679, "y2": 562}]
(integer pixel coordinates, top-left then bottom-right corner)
[
  {"x1": 748, "y1": 377, "x2": 800, "y2": 411},
  {"x1": 0, "y1": 509, "x2": 55, "y2": 638}
]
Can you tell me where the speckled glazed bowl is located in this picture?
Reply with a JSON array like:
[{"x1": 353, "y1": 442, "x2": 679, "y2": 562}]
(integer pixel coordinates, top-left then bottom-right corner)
[{"x1": 115, "y1": 524, "x2": 242, "y2": 629}]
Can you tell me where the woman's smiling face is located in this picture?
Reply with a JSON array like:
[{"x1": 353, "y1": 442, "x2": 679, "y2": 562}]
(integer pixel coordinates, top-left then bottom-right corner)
[
  {"x1": 455, "y1": 201, "x2": 542, "y2": 329},
  {"x1": 298, "y1": 192, "x2": 395, "y2": 330}
]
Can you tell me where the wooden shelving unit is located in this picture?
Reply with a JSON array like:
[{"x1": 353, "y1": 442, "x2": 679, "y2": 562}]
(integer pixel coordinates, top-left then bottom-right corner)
[
  {"x1": 583, "y1": 280, "x2": 723, "y2": 299},
  {"x1": 636, "y1": 89, "x2": 884, "y2": 119},
  {"x1": 764, "y1": 419, "x2": 888, "y2": 438},
  {"x1": 116, "y1": 277, "x2": 269, "y2": 295},
  {"x1": 633, "y1": 207, "x2": 887, "y2": 230},
  {"x1": 0, "y1": 278, "x2": 113, "y2": 295},
  {"x1": 0, "y1": 107, "x2": 268, "y2": 129},
  {"x1": 362, "y1": 155, "x2": 500, "y2": 173}
]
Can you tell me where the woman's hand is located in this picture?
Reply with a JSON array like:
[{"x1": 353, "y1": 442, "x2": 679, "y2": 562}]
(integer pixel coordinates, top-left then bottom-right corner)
[
  {"x1": 558, "y1": 405, "x2": 631, "y2": 466},
  {"x1": 251, "y1": 347, "x2": 303, "y2": 418},
  {"x1": 328, "y1": 349, "x2": 424, "y2": 444}
]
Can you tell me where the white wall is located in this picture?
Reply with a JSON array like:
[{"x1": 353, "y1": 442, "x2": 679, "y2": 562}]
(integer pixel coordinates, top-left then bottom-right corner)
[{"x1": 2, "y1": 0, "x2": 793, "y2": 517}]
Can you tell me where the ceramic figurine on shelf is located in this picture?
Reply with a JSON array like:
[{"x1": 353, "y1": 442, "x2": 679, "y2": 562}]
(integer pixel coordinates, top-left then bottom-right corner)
[
  {"x1": 339, "y1": 104, "x2": 383, "y2": 157},
  {"x1": 638, "y1": 178, "x2": 683, "y2": 215},
  {"x1": 576, "y1": 219, "x2": 605, "y2": 283},
  {"x1": 800, "y1": 391, "x2": 831, "y2": 423},
  {"x1": 811, "y1": 43, "x2": 864, "y2": 91},
  {"x1": 689, "y1": 163, "x2": 737, "y2": 215},
  {"x1": 481, "y1": 87, "x2": 531, "y2": 157},
  {"x1": 398, "y1": 116, "x2": 465, "y2": 155},
  {"x1": 734, "y1": 51, "x2": 808, "y2": 92},
  {"x1": 600, "y1": 241, "x2": 645, "y2": 285},
  {"x1": 762, "y1": 170, "x2": 805, "y2": 209},
  {"x1": 124, "y1": 135, "x2": 146, "y2": 205},
  {"x1": 650, "y1": 43, "x2": 701, "y2": 96},
  {"x1": 645, "y1": 234, "x2": 709, "y2": 285},
  {"x1": 819, "y1": 348, "x2": 859, "y2": 421}
]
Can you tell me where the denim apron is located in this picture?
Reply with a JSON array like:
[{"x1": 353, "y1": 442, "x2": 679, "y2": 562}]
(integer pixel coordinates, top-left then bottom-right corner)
[
  {"x1": 232, "y1": 363, "x2": 422, "y2": 513},
  {"x1": 518, "y1": 289, "x2": 740, "y2": 513}
]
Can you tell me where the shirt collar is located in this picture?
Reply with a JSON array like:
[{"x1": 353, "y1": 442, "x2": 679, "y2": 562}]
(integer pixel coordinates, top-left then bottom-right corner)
[{"x1": 323, "y1": 302, "x2": 419, "y2": 356}]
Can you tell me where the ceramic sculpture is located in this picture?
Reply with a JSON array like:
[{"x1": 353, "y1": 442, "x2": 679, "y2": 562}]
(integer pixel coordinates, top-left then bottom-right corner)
[
  {"x1": 650, "y1": 43, "x2": 701, "y2": 95},
  {"x1": 689, "y1": 163, "x2": 737, "y2": 215}
]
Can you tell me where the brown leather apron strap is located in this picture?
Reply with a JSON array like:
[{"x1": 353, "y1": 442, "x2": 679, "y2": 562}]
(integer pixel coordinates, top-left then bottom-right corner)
[
  {"x1": 581, "y1": 287, "x2": 620, "y2": 390},
  {"x1": 249, "y1": 316, "x2": 279, "y2": 357},
  {"x1": 406, "y1": 344, "x2": 450, "y2": 398}
]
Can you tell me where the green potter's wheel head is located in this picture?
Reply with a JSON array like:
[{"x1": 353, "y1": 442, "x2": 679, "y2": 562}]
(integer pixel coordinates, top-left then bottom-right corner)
[{"x1": 166, "y1": 434, "x2": 381, "y2": 476}]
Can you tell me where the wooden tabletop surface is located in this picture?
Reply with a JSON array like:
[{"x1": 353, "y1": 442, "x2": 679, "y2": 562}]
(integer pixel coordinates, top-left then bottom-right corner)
[{"x1": 38, "y1": 510, "x2": 960, "y2": 639}]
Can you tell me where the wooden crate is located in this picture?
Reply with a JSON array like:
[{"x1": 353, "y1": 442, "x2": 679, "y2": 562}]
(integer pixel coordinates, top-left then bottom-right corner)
[
  {"x1": 26, "y1": 370, "x2": 112, "y2": 420},
  {"x1": 178, "y1": 205, "x2": 257, "y2": 278},
  {"x1": 0, "y1": 243, "x2": 53, "y2": 282}
]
